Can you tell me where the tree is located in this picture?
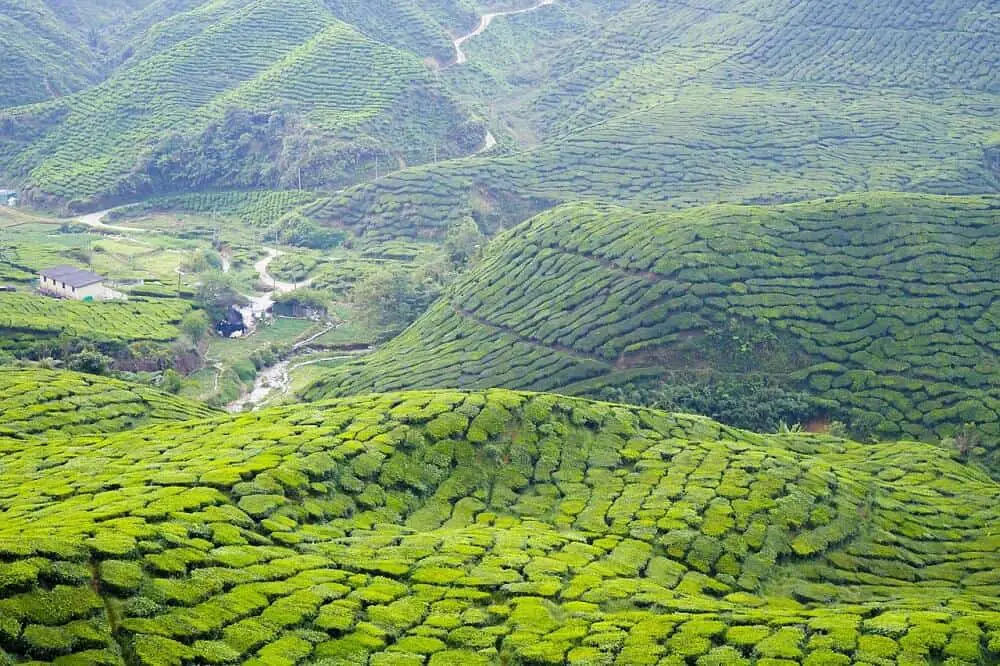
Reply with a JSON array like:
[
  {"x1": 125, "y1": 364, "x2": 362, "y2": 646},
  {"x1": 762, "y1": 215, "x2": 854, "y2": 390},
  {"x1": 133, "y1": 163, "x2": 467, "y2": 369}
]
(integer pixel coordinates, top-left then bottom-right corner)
[
  {"x1": 443, "y1": 217, "x2": 485, "y2": 267},
  {"x1": 181, "y1": 248, "x2": 222, "y2": 274},
  {"x1": 67, "y1": 349, "x2": 113, "y2": 375},
  {"x1": 180, "y1": 310, "x2": 211, "y2": 344},
  {"x1": 160, "y1": 369, "x2": 183, "y2": 394},
  {"x1": 277, "y1": 213, "x2": 346, "y2": 249},
  {"x1": 195, "y1": 272, "x2": 247, "y2": 322},
  {"x1": 352, "y1": 268, "x2": 439, "y2": 332},
  {"x1": 272, "y1": 288, "x2": 329, "y2": 314}
]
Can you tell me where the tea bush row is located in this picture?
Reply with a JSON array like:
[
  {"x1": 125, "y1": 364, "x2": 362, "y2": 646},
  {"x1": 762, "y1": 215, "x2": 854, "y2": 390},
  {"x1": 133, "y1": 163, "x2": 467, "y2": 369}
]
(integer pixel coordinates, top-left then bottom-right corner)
[
  {"x1": 307, "y1": 193, "x2": 1000, "y2": 444},
  {"x1": 1, "y1": 390, "x2": 1000, "y2": 663}
]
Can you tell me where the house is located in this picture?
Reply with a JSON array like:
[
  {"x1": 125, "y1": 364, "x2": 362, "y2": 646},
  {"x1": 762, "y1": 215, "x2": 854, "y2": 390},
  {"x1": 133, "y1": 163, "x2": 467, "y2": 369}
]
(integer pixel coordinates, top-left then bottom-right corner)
[
  {"x1": 217, "y1": 305, "x2": 247, "y2": 338},
  {"x1": 38, "y1": 265, "x2": 124, "y2": 301},
  {"x1": 0, "y1": 190, "x2": 16, "y2": 207}
]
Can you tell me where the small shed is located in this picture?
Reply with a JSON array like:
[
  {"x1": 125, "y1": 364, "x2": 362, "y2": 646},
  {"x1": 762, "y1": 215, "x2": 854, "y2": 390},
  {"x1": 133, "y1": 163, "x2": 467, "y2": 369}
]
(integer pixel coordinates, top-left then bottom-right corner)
[{"x1": 38, "y1": 265, "x2": 124, "y2": 301}]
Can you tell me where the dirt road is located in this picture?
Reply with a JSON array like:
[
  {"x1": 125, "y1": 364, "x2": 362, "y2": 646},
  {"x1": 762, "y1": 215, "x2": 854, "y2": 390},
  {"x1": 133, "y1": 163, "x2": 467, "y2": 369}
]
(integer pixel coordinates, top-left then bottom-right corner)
[{"x1": 453, "y1": 0, "x2": 555, "y2": 65}]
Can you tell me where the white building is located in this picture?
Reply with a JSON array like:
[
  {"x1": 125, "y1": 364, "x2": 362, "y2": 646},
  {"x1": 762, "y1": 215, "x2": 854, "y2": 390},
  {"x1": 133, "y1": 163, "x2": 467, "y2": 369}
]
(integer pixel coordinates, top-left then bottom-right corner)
[{"x1": 38, "y1": 265, "x2": 124, "y2": 301}]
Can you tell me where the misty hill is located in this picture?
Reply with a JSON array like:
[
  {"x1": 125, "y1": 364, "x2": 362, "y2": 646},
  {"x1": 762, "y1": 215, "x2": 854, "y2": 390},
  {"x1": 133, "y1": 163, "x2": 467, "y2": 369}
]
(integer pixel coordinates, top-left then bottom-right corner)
[
  {"x1": 0, "y1": 0, "x2": 484, "y2": 209},
  {"x1": 297, "y1": 0, "x2": 999, "y2": 241}
]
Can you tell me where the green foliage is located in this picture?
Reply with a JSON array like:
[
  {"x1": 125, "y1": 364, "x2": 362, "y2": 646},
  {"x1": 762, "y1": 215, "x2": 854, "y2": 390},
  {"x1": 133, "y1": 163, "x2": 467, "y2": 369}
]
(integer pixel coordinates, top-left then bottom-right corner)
[
  {"x1": 443, "y1": 218, "x2": 485, "y2": 268},
  {"x1": 179, "y1": 311, "x2": 211, "y2": 345},
  {"x1": 0, "y1": 367, "x2": 217, "y2": 439},
  {"x1": 0, "y1": 389, "x2": 999, "y2": 664},
  {"x1": 596, "y1": 377, "x2": 828, "y2": 434},
  {"x1": 1, "y1": 0, "x2": 479, "y2": 205},
  {"x1": 307, "y1": 194, "x2": 1000, "y2": 466},
  {"x1": 351, "y1": 267, "x2": 441, "y2": 335},
  {"x1": 0, "y1": 292, "x2": 190, "y2": 359},
  {"x1": 277, "y1": 213, "x2": 346, "y2": 250},
  {"x1": 194, "y1": 272, "x2": 248, "y2": 324}
]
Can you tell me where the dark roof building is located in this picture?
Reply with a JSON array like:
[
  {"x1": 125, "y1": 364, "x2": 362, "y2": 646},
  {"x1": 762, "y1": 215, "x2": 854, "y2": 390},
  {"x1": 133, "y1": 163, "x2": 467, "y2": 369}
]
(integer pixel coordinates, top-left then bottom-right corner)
[{"x1": 39, "y1": 265, "x2": 104, "y2": 288}]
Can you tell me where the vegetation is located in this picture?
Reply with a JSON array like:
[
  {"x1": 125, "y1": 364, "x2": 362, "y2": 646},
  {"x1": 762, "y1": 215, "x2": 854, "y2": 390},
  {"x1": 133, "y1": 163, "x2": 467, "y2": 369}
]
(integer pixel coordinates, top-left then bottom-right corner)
[
  {"x1": 0, "y1": 291, "x2": 190, "y2": 360},
  {"x1": 0, "y1": 367, "x2": 217, "y2": 438},
  {"x1": 2, "y1": 389, "x2": 1000, "y2": 664},
  {"x1": 1, "y1": 0, "x2": 481, "y2": 207},
  {"x1": 1, "y1": 4, "x2": 998, "y2": 662},
  {"x1": 351, "y1": 267, "x2": 443, "y2": 336},
  {"x1": 292, "y1": 0, "x2": 999, "y2": 241},
  {"x1": 306, "y1": 193, "x2": 1000, "y2": 452},
  {"x1": 108, "y1": 191, "x2": 321, "y2": 228},
  {"x1": 595, "y1": 377, "x2": 832, "y2": 435}
]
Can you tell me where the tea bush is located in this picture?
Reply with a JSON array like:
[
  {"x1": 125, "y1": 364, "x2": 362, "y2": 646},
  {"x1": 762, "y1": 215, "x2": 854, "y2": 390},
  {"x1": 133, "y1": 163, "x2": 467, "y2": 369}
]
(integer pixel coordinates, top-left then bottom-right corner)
[
  {"x1": 1, "y1": 389, "x2": 999, "y2": 663},
  {"x1": 306, "y1": 193, "x2": 1000, "y2": 454}
]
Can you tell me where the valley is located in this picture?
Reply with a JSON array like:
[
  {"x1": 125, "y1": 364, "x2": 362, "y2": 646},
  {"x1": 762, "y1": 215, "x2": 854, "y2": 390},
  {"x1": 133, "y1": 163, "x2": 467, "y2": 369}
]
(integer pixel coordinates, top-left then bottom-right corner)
[{"x1": 0, "y1": 0, "x2": 997, "y2": 664}]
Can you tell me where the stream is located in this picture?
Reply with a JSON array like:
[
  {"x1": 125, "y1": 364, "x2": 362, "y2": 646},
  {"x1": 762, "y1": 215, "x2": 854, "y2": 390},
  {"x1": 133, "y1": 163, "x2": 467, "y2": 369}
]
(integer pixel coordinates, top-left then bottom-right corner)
[
  {"x1": 75, "y1": 209, "x2": 329, "y2": 412},
  {"x1": 225, "y1": 348, "x2": 371, "y2": 413}
]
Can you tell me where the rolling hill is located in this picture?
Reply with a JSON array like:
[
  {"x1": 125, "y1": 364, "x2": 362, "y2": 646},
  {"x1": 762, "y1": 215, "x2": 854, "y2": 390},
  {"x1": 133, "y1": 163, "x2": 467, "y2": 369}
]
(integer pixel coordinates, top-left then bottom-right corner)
[
  {"x1": 1, "y1": 389, "x2": 1000, "y2": 664},
  {"x1": 0, "y1": 0, "x2": 104, "y2": 108},
  {"x1": 294, "y1": 0, "x2": 999, "y2": 241},
  {"x1": 2, "y1": 0, "x2": 995, "y2": 215},
  {"x1": 0, "y1": 368, "x2": 217, "y2": 438},
  {"x1": 0, "y1": 0, "x2": 483, "y2": 209},
  {"x1": 304, "y1": 193, "x2": 1000, "y2": 450},
  {"x1": 0, "y1": 291, "x2": 191, "y2": 360}
]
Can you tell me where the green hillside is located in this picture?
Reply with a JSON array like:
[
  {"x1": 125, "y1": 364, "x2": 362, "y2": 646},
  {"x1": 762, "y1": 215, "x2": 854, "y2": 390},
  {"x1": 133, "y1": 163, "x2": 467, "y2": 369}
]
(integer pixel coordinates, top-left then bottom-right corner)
[
  {"x1": 2, "y1": 390, "x2": 1000, "y2": 664},
  {"x1": 0, "y1": 368, "x2": 217, "y2": 438},
  {"x1": 0, "y1": 0, "x2": 480, "y2": 208},
  {"x1": 291, "y1": 0, "x2": 999, "y2": 241},
  {"x1": 0, "y1": 0, "x2": 181, "y2": 108},
  {"x1": 0, "y1": 292, "x2": 191, "y2": 359},
  {"x1": 305, "y1": 193, "x2": 1000, "y2": 447},
  {"x1": 3, "y1": 0, "x2": 996, "y2": 213},
  {"x1": 0, "y1": 0, "x2": 104, "y2": 108}
]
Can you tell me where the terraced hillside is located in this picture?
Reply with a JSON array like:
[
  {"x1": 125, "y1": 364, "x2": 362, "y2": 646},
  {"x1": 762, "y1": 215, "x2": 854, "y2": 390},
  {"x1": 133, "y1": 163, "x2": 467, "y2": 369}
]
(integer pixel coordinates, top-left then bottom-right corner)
[
  {"x1": 0, "y1": 0, "x2": 480, "y2": 207},
  {"x1": 0, "y1": 368, "x2": 217, "y2": 438},
  {"x1": 296, "y1": 0, "x2": 999, "y2": 240},
  {"x1": 0, "y1": 292, "x2": 191, "y2": 358},
  {"x1": 1, "y1": 390, "x2": 1000, "y2": 664},
  {"x1": 0, "y1": 0, "x2": 103, "y2": 108},
  {"x1": 306, "y1": 193, "x2": 1000, "y2": 445}
]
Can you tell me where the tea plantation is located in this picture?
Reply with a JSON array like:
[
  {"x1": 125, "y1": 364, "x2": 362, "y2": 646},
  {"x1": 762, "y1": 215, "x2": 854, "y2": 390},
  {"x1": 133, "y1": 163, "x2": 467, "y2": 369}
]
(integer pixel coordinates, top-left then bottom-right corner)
[
  {"x1": 1, "y1": 390, "x2": 999, "y2": 664},
  {"x1": 294, "y1": 0, "x2": 999, "y2": 241},
  {"x1": 305, "y1": 193, "x2": 1000, "y2": 445},
  {"x1": 0, "y1": 368, "x2": 217, "y2": 438},
  {"x1": 0, "y1": 0, "x2": 479, "y2": 206},
  {"x1": 0, "y1": 293, "x2": 190, "y2": 358}
]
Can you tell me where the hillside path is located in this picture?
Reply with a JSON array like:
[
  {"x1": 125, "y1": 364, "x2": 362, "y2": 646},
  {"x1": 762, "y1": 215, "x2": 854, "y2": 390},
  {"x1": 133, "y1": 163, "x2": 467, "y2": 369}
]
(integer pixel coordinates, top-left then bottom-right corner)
[
  {"x1": 76, "y1": 208, "x2": 148, "y2": 234},
  {"x1": 452, "y1": 0, "x2": 555, "y2": 65},
  {"x1": 254, "y1": 247, "x2": 313, "y2": 294}
]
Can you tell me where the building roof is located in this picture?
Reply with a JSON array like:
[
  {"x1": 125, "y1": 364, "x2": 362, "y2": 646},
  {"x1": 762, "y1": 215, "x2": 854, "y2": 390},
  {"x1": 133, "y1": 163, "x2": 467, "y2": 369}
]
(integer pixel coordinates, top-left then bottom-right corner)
[{"x1": 39, "y1": 265, "x2": 104, "y2": 288}]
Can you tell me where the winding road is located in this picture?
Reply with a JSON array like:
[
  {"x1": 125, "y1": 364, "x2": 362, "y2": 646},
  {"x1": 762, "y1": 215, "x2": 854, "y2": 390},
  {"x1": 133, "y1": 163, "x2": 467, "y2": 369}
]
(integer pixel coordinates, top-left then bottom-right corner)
[
  {"x1": 452, "y1": 1, "x2": 554, "y2": 154},
  {"x1": 452, "y1": 0, "x2": 556, "y2": 65},
  {"x1": 76, "y1": 208, "x2": 148, "y2": 234}
]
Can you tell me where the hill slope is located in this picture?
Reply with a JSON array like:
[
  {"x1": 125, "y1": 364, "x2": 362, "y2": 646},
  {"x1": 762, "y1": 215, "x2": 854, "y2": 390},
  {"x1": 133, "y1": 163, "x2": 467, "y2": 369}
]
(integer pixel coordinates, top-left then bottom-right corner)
[
  {"x1": 0, "y1": 368, "x2": 218, "y2": 438},
  {"x1": 1, "y1": 390, "x2": 999, "y2": 664},
  {"x1": 305, "y1": 193, "x2": 1000, "y2": 446},
  {"x1": 0, "y1": 0, "x2": 481, "y2": 208},
  {"x1": 0, "y1": 292, "x2": 191, "y2": 360},
  {"x1": 295, "y1": 0, "x2": 999, "y2": 241},
  {"x1": 0, "y1": 0, "x2": 103, "y2": 108}
]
